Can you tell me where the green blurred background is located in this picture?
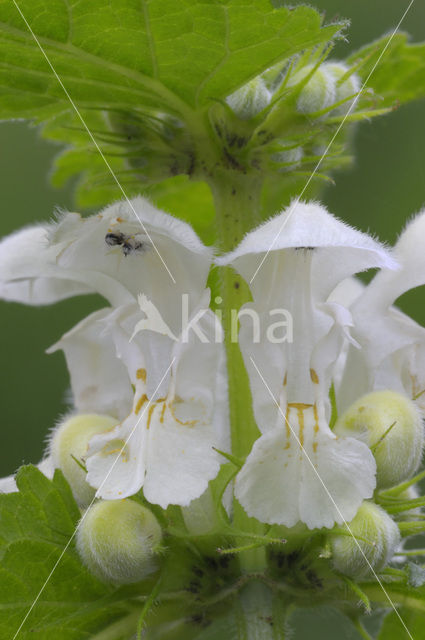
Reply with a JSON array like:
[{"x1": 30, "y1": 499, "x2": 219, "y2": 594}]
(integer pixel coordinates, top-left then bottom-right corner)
[{"x1": 0, "y1": 2, "x2": 424, "y2": 635}]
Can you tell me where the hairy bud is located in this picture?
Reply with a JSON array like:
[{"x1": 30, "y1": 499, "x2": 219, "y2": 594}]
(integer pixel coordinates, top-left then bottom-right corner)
[
  {"x1": 331, "y1": 501, "x2": 400, "y2": 578},
  {"x1": 290, "y1": 64, "x2": 336, "y2": 116},
  {"x1": 334, "y1": 390, "x2": 424, "y2": 489},
  {"x1": 226, "y1": 78, "x2": 271, "y2": 119},
  {"x1": 77, "y1": 499, "x2": 162, "y2": 584},
  {"x1": 272, "y1": 145, "x2": 304, "y2": 171},
  {"x1": 324, "y1": 62, "x2": 360, "y2": 115},
  {"x1": 50, "y1": 413, "x2": 118, "y2": 507}
]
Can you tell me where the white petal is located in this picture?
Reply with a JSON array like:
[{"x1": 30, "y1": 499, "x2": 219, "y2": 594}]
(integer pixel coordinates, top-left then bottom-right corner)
[
  {"x1": 236, "y1": 418, "x2": 376, "y2": 529},
  {"x1": 51, "y1": 198, "x2": 213, "y2": 330},
  {"x1": 235, "y1": 429, "x2": 301, "y2": 527},
  {"x1": 143, "y1": 408, "x2": 220, "y2": 508},
  {"x1": 217, "y1": 199, "x2": 397, "y2": 303},
  {"x1": 359, "y1": 210, "x2": 425, "y2": 310},
  {"x1": 86, "y1": 414, "x2": 147, "y2": 500},
  {"x1": 87, "y1": 400, "x2": 220, "y2": 507},
  {"x1": 48, "y1": 310, "x2": 133, "y2": 420},
  {"x1": 299, "y1": 434, "x2": 376, "y2": 529},
  {"x1": 346, "y1": 213, "x2": 425, "y2": 400},
  {"x1": 328, "y1": 276, "x2": 365, "y2": 306},
  {"x1": 0, "y1": 197, "x2": 213, "y2": 316},
  {"x1": 0, "y1": 474, "x2": 17, "y2": 493},
  {"x1": 0, "y1": 225, "x2": 92, "y2": 304}
]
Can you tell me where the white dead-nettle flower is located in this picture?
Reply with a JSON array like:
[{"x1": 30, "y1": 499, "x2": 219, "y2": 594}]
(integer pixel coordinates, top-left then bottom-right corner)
[
  {"x1": 217, "y1": 200, "x2": 397, "y2": 529},
  {"x1": 75, "y1": 297, "x2": 227, "y2": 508},
  {"x1": 0, "y1": 197, "x2": 228, "y2": 507},
  {"x1": 337, "y1": 211, "x2": 425, "y2": 413}
]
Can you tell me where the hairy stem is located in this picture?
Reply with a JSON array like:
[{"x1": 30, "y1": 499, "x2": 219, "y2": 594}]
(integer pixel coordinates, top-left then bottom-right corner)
[
  {"x1": 209, "y1": 170, "x2": 265, "y2": 571},
  {"x1": 237, "y1": 581, "x2": 290, "y2": 639}
]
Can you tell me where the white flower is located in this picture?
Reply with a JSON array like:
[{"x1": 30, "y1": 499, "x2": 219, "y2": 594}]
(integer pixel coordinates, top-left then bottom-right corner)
[
  {"x1": 0, "y1": 196, "x2": 212, "y2": 316},
  {"x1": 50, "y1": 298, "x2": 228, "y2": 508},
  {"x1": 0, "y1": 197, "x2": 228, "y2": 507},
  {"x1": 338, "y1": 211, "x2": 425, "y2": 412},
  {"x1": 218, "y1": 200, "x2": 396, "y2": 529}
]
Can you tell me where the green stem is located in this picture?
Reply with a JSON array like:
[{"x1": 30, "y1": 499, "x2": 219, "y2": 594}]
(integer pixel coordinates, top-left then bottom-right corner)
[
  {"x1": 209, "y1": 170, "x2": 265, "y2": 572},
  {"x1": 237, "y1": 581, "x2": 290, "y2": 639},
  {"x1": 137, "y1": 578, "x2": 162, "y2": 639},
  {"x1": 351, "y1": 618, "x2": 374, "y2": 640}
]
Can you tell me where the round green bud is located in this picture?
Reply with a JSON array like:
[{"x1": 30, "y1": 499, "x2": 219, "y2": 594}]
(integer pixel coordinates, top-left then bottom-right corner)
[
  {"x1": 331, "y1": 501, "x2": 400, "y2": 579},
  {"x1": 76, "y1": 499, "x2": 162, "y2": 584},
  {"x1": 289, "y1": 64, "x2": 336, "y2": 116},
  {"x1": 272, "y1": 145, "x2": 304, "y2": 172},
  {"x1": 334, "y1": 391, "x2": 424, "y2": 489},
  {"x1": 50, "y1": 413, "x2": 118, "y2": 507},
  {"x1": 226, "y1": 78, "x2": 271, "y2": 119},
  {"x1": 324, "y1": 62, "x2": 360, "y2": 115}
]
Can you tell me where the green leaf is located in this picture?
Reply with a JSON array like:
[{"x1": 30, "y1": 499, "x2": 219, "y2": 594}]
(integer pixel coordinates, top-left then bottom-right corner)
[
  {"x1": 0, "y1": 1, "x2": 345, "y2": 218},
  {"x1": 0, "y1": 1, "x2": 344, "y2": 115},
  {"x1": 0, "y1": 466, "x2": 144, "y2": 639},
  {"x1": 347, "y1": 33, "x2": 425, "y2": 107},
  {"x1": 378, "y1": 608, "x2": 425, "y2": 640}
]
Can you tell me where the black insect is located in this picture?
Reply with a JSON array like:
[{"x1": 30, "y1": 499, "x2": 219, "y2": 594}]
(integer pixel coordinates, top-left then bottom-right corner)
[{"x1": 105, "y1": 231, "x2": 145, "y2": 256}]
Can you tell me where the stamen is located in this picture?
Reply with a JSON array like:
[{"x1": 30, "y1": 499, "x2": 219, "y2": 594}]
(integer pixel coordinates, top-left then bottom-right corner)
[{"x1": 136, "y1": 368, "x2": 147, "y2": 382}]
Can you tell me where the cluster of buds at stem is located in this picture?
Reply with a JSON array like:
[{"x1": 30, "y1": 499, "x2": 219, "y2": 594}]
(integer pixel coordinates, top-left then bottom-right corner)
[{"x1": 329, "y1": 390, "x2": 424, "y2": 578}]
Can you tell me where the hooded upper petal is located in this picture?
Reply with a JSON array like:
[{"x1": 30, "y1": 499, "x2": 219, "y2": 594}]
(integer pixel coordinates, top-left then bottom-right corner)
[
  {"x1": 0, "y1": 197, "x2": 214, "y2": 330},
  {"x1": 339, "y1": 211, "x2": 425, "y2": 408}
]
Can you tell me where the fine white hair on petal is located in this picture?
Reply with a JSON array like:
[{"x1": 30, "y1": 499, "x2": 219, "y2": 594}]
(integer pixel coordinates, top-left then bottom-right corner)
[
  {"x1": 0, "y1": 196, "x2": 214, "y2": 314},
  {"x1": 216, "y1": 199, "x2": 397, "y2": 270}
]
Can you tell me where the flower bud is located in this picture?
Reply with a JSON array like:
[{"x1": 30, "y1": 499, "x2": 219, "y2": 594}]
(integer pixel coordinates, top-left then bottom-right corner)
[
  {"x1": 272, "y1": 145, "x2": 304, "y2": 171},
  {"x1": 331, "y1": 501, "x2": 400, "y2": 578},
  {"x1": 324, "y1": 62, "x2": 360, "y2": 115},
  {"x1": 334, "y1": 391, "x2": 424, "y2": 489},
  {"x1": 226, "y1": 78, "x2": 271, "y2": 119},
  {"x1": 50, "y1": 413, "x2": 118, "y2": 507},
  {"x1": 76, "y1": 499, "x2": 162, "y2": 584},
  {"x1": 289, "y1": 64, "x2": 336, "y2": 116}
]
